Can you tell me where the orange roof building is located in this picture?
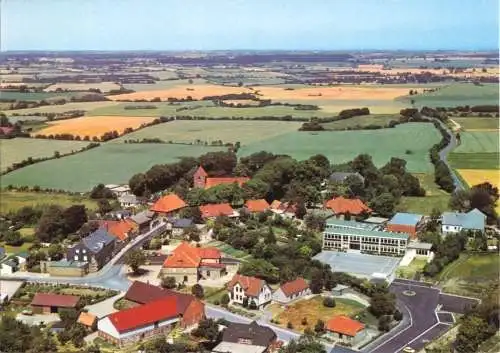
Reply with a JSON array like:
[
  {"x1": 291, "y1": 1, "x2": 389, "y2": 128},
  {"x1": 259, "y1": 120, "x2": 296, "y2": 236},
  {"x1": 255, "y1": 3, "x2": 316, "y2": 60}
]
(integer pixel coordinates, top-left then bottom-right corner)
[
  {"x1": 100, "y1": 219, "x2": 137, "y2": 241},
  {"x1": 199, "y1": 203, "x2": 236, "y2": 219},
  {"x1": 244, "y1": 199, "x2": 270, "y2": 213},
  {"x1": 204, "y1": 177, "x2": 250, "y2": 189},
  {"x1": 325, "y1": 196, "x2": 372, "y2": 216},
  {"x1": 272, "y1": 277, "x2": 311, "y2": 303},
  {"x1": 326, "y1": 315, "x2": 365, "y2": 339},
  {"x1": 150, "y1": 194, "x2": 187, "y2": 214},
  {"x1": 78, "y1": 312, "x2": 97, "y2": 328},
  {"x1": 227, "y1": 274, "x2": 272, "y2": 308}
]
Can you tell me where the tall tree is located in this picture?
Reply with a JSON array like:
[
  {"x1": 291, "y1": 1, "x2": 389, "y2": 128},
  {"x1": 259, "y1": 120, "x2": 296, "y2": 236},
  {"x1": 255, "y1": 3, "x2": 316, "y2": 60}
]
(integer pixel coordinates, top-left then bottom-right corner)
[{"x1": 124, "y1": 249, "x2": 146, "y2": 274}]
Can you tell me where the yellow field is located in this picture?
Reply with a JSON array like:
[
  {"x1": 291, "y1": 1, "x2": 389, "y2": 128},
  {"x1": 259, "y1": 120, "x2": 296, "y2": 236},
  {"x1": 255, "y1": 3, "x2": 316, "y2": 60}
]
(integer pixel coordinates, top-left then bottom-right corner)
[
  {"x1": 44, "y1": 82, "x2": 122, "y2": 93},
  {"x1": 33, "y1": 115, "x2": 156, "y2": 138},
  {"x1": 457, "y1": 169, "x2": 500, "y2": 212}
]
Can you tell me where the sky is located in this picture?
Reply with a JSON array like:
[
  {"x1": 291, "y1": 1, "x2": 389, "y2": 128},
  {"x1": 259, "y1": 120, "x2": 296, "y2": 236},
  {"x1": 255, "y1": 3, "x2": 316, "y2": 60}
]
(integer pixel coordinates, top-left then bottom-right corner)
[{"x1": 1, "y1": 0, "x2": 498, "y2": 51}]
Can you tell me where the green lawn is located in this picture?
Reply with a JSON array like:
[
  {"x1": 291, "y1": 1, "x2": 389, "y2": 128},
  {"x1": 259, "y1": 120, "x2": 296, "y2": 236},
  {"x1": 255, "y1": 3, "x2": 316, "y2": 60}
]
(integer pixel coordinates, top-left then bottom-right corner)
[
  {"x1": 1, "y1": 143, "x2": 225, "y2": 192},
  {"x1": 206, "y1": 240, "x2": 252, "y2": 260},
  {"x1": 397, "y1": 173, "x2": 451, "y2": 214},
  {"x1": 454, "y1": 131, "x2": 499, "y2": 153},
  {"x1": 239, "y1": 123, "x2": 441, "y2": 173},
  {"x1": 111, "y1": 120, "x2": 302, "y2": 145},
  {"x1": 453, "y1": 117, "x2": 499, "y2": 130},
  {"x1": 321, "y1": 114, "x2": 398, "y2": 130},
  {"x1": 448, "y1": 152, "x2": 500, "y2": 169},
  {"x1": 397, "y1": 258, "x2": 428, "y2": 279},
  {"x1": 439, "y1": 253, "x2": 500, "y2": 297},
  {"x1": 0, "y1": 138, "x2": 92, "y2": 172},
  {"x1": 0, "y1": 91, "x2": 77, "y2": 101},
  {"x1": 0, "y1": 191, "x2": 98, "y2": 215},
  {"x1": 0, "y1": 241, "x2": 33, "y2": 254},
  {"x1": 397, "y1": 83, "x2": 499, "y2": 108}
]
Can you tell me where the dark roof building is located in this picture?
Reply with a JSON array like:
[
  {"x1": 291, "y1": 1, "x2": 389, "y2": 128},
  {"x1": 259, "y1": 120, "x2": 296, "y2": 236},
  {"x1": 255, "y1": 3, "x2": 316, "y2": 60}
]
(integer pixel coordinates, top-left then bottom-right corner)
[
  {"x1": 329, "y1": 172, "x2": 365, "y2": 183},
  {"x1": 172, "y1": 218, "x2": 194, "y2": 228},
  {"x1": 213, "y1": 321, "x2": 277, "y2": 353},
  {"x1": 66, "y1": 229, "x2": 116, "y2": 272}
]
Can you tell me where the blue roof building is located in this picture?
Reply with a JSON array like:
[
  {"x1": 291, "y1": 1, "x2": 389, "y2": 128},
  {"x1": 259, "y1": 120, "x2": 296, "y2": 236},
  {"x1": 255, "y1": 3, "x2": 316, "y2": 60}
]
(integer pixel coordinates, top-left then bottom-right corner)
[
  {"x1": 388, "y1": 213, "x2": 423, "y2": 227},
  {"x1": 441, "y1": 208, "x2": 486, "y2": 235}
]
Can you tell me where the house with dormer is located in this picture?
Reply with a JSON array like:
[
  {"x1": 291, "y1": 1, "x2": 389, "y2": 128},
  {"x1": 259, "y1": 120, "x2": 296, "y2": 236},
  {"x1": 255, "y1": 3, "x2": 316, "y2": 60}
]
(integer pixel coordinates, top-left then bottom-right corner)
[
  {"x1": 66, "y1": 229, "x2": 116, "y2": 272},
  {"x1": 227, "y1": 274, "x2": 272, "y2": 308}
]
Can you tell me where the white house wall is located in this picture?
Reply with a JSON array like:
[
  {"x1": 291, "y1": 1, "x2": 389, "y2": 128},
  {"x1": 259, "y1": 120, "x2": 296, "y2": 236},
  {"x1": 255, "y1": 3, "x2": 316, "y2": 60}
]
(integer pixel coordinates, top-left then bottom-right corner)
[{"x1": 98, "y1": 316, "x2": 179, "y2": 340}]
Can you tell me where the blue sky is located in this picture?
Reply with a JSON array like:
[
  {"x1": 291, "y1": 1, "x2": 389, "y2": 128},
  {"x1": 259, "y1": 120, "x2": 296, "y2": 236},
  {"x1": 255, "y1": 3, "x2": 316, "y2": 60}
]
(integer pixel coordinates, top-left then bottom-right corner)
[{"x1": 1, "y1": 0, "x2": 498, "y2": 51}]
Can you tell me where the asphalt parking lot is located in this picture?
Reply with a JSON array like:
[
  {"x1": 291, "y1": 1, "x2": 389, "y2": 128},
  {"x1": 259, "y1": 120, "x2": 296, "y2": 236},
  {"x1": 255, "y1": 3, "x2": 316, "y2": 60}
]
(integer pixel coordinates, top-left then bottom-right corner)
[{"x1": 364, "y1": 279, "x2": 478, "y2": 353}]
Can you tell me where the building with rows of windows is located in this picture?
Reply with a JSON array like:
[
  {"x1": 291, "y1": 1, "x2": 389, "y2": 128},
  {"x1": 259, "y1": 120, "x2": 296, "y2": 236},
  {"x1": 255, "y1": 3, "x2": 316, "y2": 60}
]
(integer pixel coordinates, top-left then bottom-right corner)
[{"x1": 323, "y1": 218, "x2": 409, "y2": 256}]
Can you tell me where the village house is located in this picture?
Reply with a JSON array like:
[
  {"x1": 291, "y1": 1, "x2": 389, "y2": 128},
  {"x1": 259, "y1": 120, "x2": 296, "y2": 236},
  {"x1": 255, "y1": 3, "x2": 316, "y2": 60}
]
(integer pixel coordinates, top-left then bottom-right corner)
[
  {"x1": 161, "y1": 242, "x2": 232, "y2": 284},
  {"x1": 150, "y1": 193, "x2": 187, "y2": 218},
  {"x1": 244, "y1": 199, "x2": 270, "y2": 213},
  {"x1": 105, "y1": 184, "x2": 131, "y2": 197},
  {"x1": 0, "y1": 257, "x2": 19, "y2": 275},
  {"x1": 78, "y1": 311, "x2": 97, "y2": 329},
  {"x1": 193, "y1": 165, "x2": 250, "y2": 189},
  {"x1": 325, "y1": 196, "x2": 372, "y2": 219},
  {"x1": 406, "y1": 242, "x2": 434, "y2": 261},
  {"x1": 325, "y1": 315, "x2": 366, "y2": 345},
  {"x1": 31, "y1": 293, "x2": 80, "y2": 314},
  {"x1": 118, "y1": 193, "x2": 139, "y2": 209},
  {"x1": 441, "y1": 208, "x2": 486, "y2": 236},
  {"x1": 66, "y1": 228, "x2": 116, "y2": 272},
  {"x1": 99, "y1": 218, "x2": 138, "y2": 248},
  {"x1": 272, "y1": 277, "x2": 311, "y2": 304},
  {"x1": 98, "y1": 286, "x2": 205, "y2": 347},
  {"x1": 130, "y1": 210, "x2": 155, "y2": 233},
  {"x1": 212, "y1": 321, "x2": 279, "y2": 353},
  {"x1": 40, "y1": 259, "x2": 89, "y2": 277},
  {"x1": 167, "y1": 218, "x2": 194, "y2": 237},
  {"x1": 199, "y1": 203, "x2": 239, "y2": 220},
  {"x1": 387, "y1": 212, "x2": 424, "y2": 238},
  {"x1": 227, "y1": 274, "x2": 272, "y2": 308},
  {"x1": 269, "y1": 200, "x2": 297, "y2": 219}
]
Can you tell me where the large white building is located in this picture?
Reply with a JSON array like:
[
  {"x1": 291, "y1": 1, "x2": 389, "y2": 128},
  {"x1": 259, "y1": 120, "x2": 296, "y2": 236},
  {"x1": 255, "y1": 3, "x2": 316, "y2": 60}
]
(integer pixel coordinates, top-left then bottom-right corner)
[
  {"x1": 323, "y1": 218, "x2": 409, "y2": 256},
  {"x1": 227, "y1": 274, "x2": 272, "y2": 308}
]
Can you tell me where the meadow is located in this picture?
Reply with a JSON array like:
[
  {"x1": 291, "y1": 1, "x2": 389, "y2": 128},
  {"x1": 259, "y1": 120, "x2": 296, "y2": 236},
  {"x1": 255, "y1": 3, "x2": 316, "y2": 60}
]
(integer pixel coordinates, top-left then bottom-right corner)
[
  {"x1": 448, "y1": 153, "x2": 499, "y2": 170},
  {"x1": 0, "y1": 191, "x2": 98, "y2": 215},
  {"x1": 439, "y1": 253, "x2": 499, "y2": 297},
  {"x1": 1, "y1": 143, "x2": 225, "y2": 192},
  {"x1": 0, "y1": 91, "x2": 76, "y2": 101},
  {"x1": 321, "y1": 114, "x2": 398, "y2": 130},
  {"x1": 453, "y1": 117, "x2": 499, "y2": 131},
  {"x1": 454, "y1": 131, "x2": 499, "y2": 153},
  {"x1": 34, "y1": 115, "x2": 156, "y2": 138},
  {"x1": 113, "y1": 120, "x2": 303, "y2": 145},
  {"x1": 397, "y1": 173, "x2": 451, "y2": 214},
  {"x1": 0, "y1": 138, "x2": 91, "y2": 172},
  {"x1": 3, "y1": 101, "x2": 121, "y2": 116},
  {"x1": 398, "y1": 83, "x2": 499, "y2": 108},
  {"x1": 239, "y1": 123, "x2": 441, "y2": 173},
  {"x1": 43, "y1": 82, "x2": 122, "y2": 93}
]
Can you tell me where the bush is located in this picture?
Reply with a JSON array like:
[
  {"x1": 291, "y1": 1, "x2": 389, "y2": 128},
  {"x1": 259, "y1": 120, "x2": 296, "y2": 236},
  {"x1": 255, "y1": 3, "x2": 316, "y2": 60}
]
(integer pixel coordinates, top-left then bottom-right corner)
[
  {"x1": 393, "y1": 309, "x2": 403, "y2": 321},
  {"x1": 378, "y1": 315, "x2": 392, "y2": 332},
  {"x1": 221, "y1": 293, "x2": 230, "y2": 305},
  {"x1": 161, "y1": 276, "x2": 177, "y2": 289},
  {"x1": 323, "y1": 297, "x2": 336, "y2": 308},
  {"x1": 287, "y1": 321, "x2": 294, "y2": 329},
  {"x1": 301, "y1": 317, "x2": 308, "y2": 325}
]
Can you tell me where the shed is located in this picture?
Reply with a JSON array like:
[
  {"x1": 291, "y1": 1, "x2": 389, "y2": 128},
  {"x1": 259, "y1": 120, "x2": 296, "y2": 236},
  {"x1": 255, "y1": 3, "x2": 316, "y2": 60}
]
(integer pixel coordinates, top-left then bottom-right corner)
[
  {"x1": 31, "y1": 293, "x2": 80, "y2": 314},
  {"x1": 387, "y1": 212, "x2": 423, "y2": 237}
]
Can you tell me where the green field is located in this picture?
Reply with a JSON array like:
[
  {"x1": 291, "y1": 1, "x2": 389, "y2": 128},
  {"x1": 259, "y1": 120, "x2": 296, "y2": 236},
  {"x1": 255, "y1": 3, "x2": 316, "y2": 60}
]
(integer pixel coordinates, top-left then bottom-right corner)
[
  {"x1": 453, "y1": 117, "x2": 499, "y2": 130},
  {"x1": 397, "y1": 173, "x2": 451, "y2": 214},
  {"x1": 439, "y1": 253, "x2": 499, "y2": 297},
  {"x1": 0, "y1": 91, "x2": 76, "y2": 101},
  {"x1": 321, "y1": 114, "x2": 398, "y2": 130},
  {"x1": 1, "y1": 143, "x2": 225, "y2": 192},
  {"x1": 398, "y1": 83, "x2": 499, "y2": 108},
  {"x1": 0, "y1": 191, "x2": 98, "y2": 215},
  {"x1": 454, "y1": 131, "x2": 499, "y2": 153},
  {"x1": 448, "y1": 152, "x2": 500, "y2": 170},
  {"x1": 122, "y1": 78, "x2": 205, "y2": 92},
  {"x1": 88, "y1": 101, "x2": 334, "y2": 119},
  {"x1": 239, "y1": 123, "x2": 441, "y2": 173},
  {"x1": 0, "y1": 138, "x2": 92, "y2": 172},
  {"x1": 112, "y1": 120, "x2": 302, "y2": 145},
  {"x1": 3, "y1": 101, "x2": 120, "y2": 116}
]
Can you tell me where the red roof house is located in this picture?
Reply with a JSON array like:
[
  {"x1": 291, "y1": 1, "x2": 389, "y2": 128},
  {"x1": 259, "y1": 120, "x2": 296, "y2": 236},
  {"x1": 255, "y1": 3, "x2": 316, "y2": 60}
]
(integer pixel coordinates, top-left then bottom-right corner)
[
  {"x1": 99, "y1": 283, "x2": 205, "y2": 346},
  {"x1": 227, "y1": 274, "x2": 272, "y2": 308},
  {"x1": 99, "y1": 219, "x2": 138, "y2": 241},
  {"x1": 244, "y1": 199, "x2": 270, "y2": 213},
  {"x1": 0, "y1": 126, "x2": 14, "y2": 135},
  {"x1": 199, "y1": 203, "x2": 236, "y2": 219},
  {"x1": 150, "y1": 194, "x2": 186, "y2": 214},
  {"x1": 272, "y1": 277, "x2": 311, "y2": 303},
  {"x1": 326, "y1": 315, "x2": 365, "y2": 338},
  {"x1": 193, "y1": 166, "x2": 208, "y2": 188},
  {"x1": 325, "y1": 196, "x2": 372, "y2": 216},
  {"x1": 31, "y1": 293, "x2": 80, "y2": 313},
  {"x1": 204, "y1": 177, "x2": 250, "y2": 189}
]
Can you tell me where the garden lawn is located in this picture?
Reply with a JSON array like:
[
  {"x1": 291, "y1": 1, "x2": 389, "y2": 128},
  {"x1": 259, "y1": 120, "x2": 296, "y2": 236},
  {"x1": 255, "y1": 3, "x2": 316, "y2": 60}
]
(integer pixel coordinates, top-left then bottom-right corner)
[
  {"x1": 0, "y1": 137, "x2": 91, "y2": 172},
  {"x1": 453, "y1": 117, "x2": 499, "y2": 131},
  {"x1": 0, "y1": 191, "x2": 98, "y2": 215},
  {"x1": 1, "y1": 143, "x2": 225, "y2": 192},
  {"x1": 320, "y1": 114, "x2": 398, "y2": 130},
  {"x1": 454, "y1": 131, "x2": 499, "y2": 153},
  {"x1": 239, "y1": 123, "x2": 441, "y2": 173},
  {"x1": 397, "y1": 173, "x2": 451, "y2": 214},
  {"x1": 0, "y1": 241, "x2": 33, "y2": 254},
  {"x1": 273, "y1": 296, "x2": 366, "y2": 333},
  {"x1": 397, "y1": 258, "x2": 428, "y2": 279},
  {"x1": 448, "y1": 152, "x2": 499, "y2": 170},
  {"x1": 112, "y1": 120, "x2": 302, "y2": 145},
  {"x1": 206, "y1": 240, "x2": 252, "y2": 260},
  {"x1": 439, "y1": 253, "x2": 499, "y2": 297}
]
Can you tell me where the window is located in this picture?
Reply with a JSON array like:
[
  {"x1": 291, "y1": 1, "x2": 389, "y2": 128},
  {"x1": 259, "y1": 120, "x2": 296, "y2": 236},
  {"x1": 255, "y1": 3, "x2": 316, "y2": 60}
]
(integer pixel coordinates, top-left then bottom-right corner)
[
  {"x1": 76, "y1": 249, "x2": 80, "y2": 253},
  {"x1": 207, "y1": 270, "x2": 210, "y2": 277},
  {"x1": 183, "y1": 276, "x2": 188, "y2": 282},
  {"x1": 74, "y1": 255, "x2": 78, "y2": 261},
  {"x1": 83, "y1": 256, "x2": 88, "y2": 261},
  {"x1": 82, "y1": 249, "x2": 86, "y2": 254}
]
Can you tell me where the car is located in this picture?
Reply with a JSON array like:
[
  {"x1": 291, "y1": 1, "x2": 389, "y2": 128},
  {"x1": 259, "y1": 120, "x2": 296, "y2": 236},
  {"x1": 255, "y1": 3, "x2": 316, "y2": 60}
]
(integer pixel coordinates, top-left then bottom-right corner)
[
  {"x1": 402, "y1": 348, "x2": 416, "y2": 353},
  {"x1": 22, "y1": 310, "x2": 33, "y2": 316}
]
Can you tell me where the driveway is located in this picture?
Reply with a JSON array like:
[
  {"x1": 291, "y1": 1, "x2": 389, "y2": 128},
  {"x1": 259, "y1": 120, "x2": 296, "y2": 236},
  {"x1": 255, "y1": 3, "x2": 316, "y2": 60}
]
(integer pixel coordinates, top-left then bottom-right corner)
[
  {"x1": 84, "y1": 291, "x2": 125, "y2": 319},
  {"x1": 16, "y1": 313, "x2": 60, "y2": 326}
]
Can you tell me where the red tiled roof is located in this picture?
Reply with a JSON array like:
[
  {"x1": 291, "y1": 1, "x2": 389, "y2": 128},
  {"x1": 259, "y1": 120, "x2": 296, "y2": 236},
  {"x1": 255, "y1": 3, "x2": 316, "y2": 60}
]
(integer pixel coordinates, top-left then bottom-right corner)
[
  {"x1": 31, "y1": 293, "x2": 80, "y2": 308},
  {"x1": 326, "y1": 316, "x2": 365, "y2": 337},
  {"x1": 199, "y1": 203, "x2": 235, "y2": 218},
  {"x1": 150, "y1": 194, "x2": 186, "y2": 214},
  {"x1": 325, "y1": 196, "x2": 372, "y2": 215},
  {"x1": 78, "y1": 312, "x2": 97, "y2": 327},
  {"x1": 270, "y1": 200, "x2": 282, "y2": 210},
  {"x1": 194, "y1": 166, "x2": 208, "y2": 177},
  {"x1": 163, "y1": 242, "x2": 221, "y2": 268},
  {"x1": 108, "y1": 296, "x2": 180, "y2": 333},
  {"x1": 280, "y1": 277, "x2": 309, "y2": 297},
  {"x1": 245, "y1": 199, "x2": 270, "y2": 213},
  {"x1": 227, "y1": 274, "x2": 266, "y2": 297},
  {"x1": 200, "y1": 261, "x2": 226, "y2": 268},
  {"x1": 100, "y1": 219, "x2": 136, "y2": 241},
  {"x1": 204, "y1": 177, "x2": 250, "y2": 189}
]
